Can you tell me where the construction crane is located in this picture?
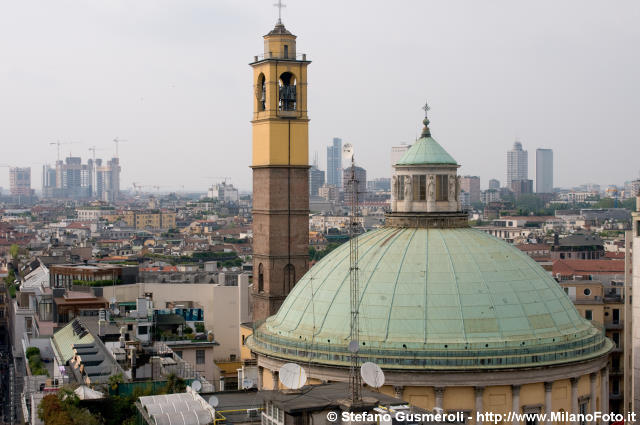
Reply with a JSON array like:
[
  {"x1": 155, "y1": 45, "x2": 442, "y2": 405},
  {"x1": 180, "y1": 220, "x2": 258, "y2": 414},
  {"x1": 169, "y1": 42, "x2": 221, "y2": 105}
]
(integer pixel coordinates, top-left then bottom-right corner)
[
  {"x1": 113, "y1": 138, "x2": 127, "y2": 158},
  {"x1": 88, "y1": 146, "x2": 106, "y2": 161},
  {"x1": 202, "y1": 176, "x2": 231, "y2": 184},
  {"x1": 49, "y1": 141, "x2": 77, "y2": 161}
]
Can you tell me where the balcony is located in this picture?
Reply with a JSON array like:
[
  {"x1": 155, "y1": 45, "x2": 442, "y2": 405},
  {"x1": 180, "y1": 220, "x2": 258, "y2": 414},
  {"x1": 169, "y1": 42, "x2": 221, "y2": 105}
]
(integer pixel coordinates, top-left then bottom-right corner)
[{"x1": 605, "y1": 321, "x2": 623, "y2": 330}]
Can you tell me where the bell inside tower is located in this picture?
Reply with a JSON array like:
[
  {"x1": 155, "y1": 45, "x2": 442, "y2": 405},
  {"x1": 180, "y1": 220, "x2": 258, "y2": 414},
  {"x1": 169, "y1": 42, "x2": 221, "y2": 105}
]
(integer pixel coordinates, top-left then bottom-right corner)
[{"x1": 278, "y1": 72, "x2": 296, "y2": 111}]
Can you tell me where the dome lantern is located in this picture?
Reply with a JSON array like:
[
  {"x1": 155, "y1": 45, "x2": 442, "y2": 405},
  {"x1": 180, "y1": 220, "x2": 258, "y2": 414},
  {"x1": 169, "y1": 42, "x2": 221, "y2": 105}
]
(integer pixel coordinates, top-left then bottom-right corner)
[{"x1": 388, "y1": 102, "x2": 466, "y2": 228}]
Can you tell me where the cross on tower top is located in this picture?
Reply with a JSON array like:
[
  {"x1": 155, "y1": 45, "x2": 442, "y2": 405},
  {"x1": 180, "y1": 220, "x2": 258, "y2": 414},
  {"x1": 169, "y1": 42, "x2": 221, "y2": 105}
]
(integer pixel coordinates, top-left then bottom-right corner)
[
  {"x1": 422, "y1": 100, "x2": 430, "y2": 117},
  {"x1": 273, "y1": 0, "x2": 286, "y2": 24}
]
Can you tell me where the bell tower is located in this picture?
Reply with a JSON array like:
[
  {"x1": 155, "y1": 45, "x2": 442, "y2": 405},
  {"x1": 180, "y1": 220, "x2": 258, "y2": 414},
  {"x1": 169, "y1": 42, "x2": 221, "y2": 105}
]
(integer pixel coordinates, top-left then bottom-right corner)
[{"x1": 250, "y1": 16, "x2": 311, "y2": 321}]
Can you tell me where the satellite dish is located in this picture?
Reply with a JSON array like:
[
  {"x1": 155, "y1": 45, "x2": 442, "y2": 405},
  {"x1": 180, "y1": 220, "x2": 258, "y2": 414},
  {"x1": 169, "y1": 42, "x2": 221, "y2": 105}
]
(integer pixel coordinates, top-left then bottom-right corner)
[
  {"x1": 348, "y1": 340, "x2": 359, "y2": 353},
  {"x1": 113, "y1": 308, "x2": 120, "y2": 316},
  {"x1": 110, "y1": 297, "x2": 117, "y2": 304},
  {"x1": 360, "y1": 362, "x2": 385, "y2": 388},
  {"x1": 342, "y1": 143, "x2": 354, "y2": 161},
  {"x1": 208, "y1": 396, "x2": 219, "y2": 408},
  {"x1": 278, "y1": 363, "x2": 307, "y2": 390},
  {"x1": 191, "y1": 380, "x2": 202, "y2": 392},
  {"x1": 242, "y1": 378, "x2": 254, "y2": 389}
]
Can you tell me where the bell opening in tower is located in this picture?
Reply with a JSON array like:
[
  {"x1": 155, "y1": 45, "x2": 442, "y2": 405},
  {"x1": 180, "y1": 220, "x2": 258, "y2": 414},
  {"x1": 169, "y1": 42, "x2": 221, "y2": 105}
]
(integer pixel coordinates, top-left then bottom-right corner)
[
  {"x1": 257, "y1": 73, "x2": 266, "y2": 111},
  {"x1": 278, "y1": 72, "x2": 296, "y2": 111}
]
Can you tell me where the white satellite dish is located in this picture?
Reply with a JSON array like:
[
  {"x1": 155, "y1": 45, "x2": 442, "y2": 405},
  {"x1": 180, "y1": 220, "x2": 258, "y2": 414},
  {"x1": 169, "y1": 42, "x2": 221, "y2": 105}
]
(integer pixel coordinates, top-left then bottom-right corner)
[
  {"x1": 342, "y1": 143, "x2": 354, "y2": 161},
  {"x1": 113, "y1": 308, "x2": 120, "y2": 316},
  {"x1": 208, "y1": 396, "x2": 219, "y2": 408},
  {"x1": 348, "y1": 340, "x2": 359, "y2": 353},
  {"x1": 360, "y1": 362, "x2": 385, "y2": 388},
  {"x1": 278, "y1": 363, "x2": 307, "y2": 390},
  {"x1": 191, "y1": 380, "x2": 202, "y2": 392},
  {"x1": 242, "y1": 378, "x2": 254, "y2": 389}
]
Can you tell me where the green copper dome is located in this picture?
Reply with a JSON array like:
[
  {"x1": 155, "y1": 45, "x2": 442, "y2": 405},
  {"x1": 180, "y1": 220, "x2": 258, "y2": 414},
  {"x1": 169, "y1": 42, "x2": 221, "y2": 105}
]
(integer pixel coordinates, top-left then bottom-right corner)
[
  {"x1": 396, "y1": 136, "x2": 458, "y2": 166},
  {"x1": 249, "y1": 227, "x2": 610, "y2": 370}
]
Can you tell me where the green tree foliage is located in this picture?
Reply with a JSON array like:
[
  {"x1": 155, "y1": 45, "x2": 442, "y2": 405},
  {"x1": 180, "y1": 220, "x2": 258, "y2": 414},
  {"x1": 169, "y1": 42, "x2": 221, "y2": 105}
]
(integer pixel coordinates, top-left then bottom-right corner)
[
  {"x1": 9, "y1": 243, "x2": 19, "y2": 259},
  {"x1": 26, "y1": 347, "x2": 49, "y2": 376},
  {"x1": 163, "y1": 373, "x2": 187, "y2": 394},
  {"x1": 38, "y1": 390, "x2": 101, "y2": 425},
  {"x1": 309, "y1": 242, "x2": 343, "y2": 262}
]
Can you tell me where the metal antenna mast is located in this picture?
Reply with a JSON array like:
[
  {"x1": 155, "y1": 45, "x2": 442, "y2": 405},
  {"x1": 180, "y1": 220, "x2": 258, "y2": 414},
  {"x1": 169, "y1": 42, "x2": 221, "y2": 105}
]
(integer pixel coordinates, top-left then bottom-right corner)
[{"x1": 346, "y1": 145, "x2": 362, "y2": 404}]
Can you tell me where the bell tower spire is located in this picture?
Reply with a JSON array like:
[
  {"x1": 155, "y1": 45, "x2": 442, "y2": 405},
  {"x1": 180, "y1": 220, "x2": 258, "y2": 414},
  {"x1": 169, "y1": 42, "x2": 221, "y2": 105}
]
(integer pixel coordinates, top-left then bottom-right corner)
[{"x1": 250, "y1": 15, "x2": 311, "y2": 321}]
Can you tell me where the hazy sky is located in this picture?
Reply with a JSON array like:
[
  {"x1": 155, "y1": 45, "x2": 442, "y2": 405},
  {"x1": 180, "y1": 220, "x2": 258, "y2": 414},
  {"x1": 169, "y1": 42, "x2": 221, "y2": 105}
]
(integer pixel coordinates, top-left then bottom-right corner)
[{"x1": 1, "y1": 0, "x2": 639, "y2": 193}]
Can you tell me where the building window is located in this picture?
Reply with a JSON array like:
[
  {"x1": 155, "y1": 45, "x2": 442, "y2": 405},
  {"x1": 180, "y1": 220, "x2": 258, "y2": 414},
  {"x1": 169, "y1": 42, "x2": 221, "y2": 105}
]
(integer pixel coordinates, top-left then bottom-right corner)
[
  {"x1": 397, "y1": 177, "x2": 405, "y2": 201},
  {"x1": 258, "y1": 264, "x2": 264, "y2": 293},
  {"x1": 585, "y1": 310, "x2": 592, "y2": 320},
  {"x1": 583, "y1": 288, "x2": 591, "y2": 296},
  {"x1": 412, "y1": 175, "x2": 426, "y2": 201},
  {"x1": 612, "y1": 332, "x2": 620, "y2": 348},
  {"x1": 138, "y1": 326, "x2": 148, "y2": 335},
  {"x1": 436, "y1": 175, "x2": 449, "y2": 201},
  {"x1": 523, "y1": 407, "x2": 541, "y2": 425},
  {"x1": 25, "y1": 317, "x2": 33, "y2": 335},
  {"x1": 612, "y1": 378, "x2": 620, "y2": 395},
  {"x1": 612, "y1": 309, "x2": 620, "y2": 324},
  {"x1": 174, "y1": 350, "x2": 183, "y2": 358},
  {"x1": 579, "y1": 401, "x2": 588, "y2": 425},
  {"x1": 283, "y1": 45, "x2": 288, "y2": 58},
  {"x1": 195, "y1": 349, "x2": 205, "y2": 364}
]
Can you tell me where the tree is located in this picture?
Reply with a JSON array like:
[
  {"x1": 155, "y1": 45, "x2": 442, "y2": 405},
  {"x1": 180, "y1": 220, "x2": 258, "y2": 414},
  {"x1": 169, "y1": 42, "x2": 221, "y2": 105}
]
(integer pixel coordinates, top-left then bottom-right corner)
[
  {"x1": 9, "y1": 243, "x2": 19, "y2": 259},
  {"x1": 164, "y1": 373, "x2": 186, "y2": 394},
  {"x1": 108, "y1": 373, "x2": 124, "y2": 393}
]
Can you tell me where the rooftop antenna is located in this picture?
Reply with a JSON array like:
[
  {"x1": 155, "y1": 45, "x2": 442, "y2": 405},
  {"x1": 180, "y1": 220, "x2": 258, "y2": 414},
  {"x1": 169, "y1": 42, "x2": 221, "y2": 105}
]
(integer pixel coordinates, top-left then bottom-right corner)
[
  {"x1": 343, "y1": 142, "x2": 362, "y2": 404},
  {"x1": 273, "y1": 0, "x2": 286, "y2": 25}
]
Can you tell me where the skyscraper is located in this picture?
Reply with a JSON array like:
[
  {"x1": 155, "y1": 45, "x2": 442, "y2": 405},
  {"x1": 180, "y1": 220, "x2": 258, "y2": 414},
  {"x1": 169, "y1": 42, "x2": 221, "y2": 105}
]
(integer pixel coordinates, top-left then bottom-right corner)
[
  {"x1": 309, "y1": 165, "x2": 325, "y2": 197},
  {"x1": 460, "y1": 176, "x2": 481, "y2": 204},
  {"x1": 343, "y1": 165, "x2": 367, "y2": 204},
  {"x1": 9, "y1": 167, "x2": 32, "y2": 197},
  {"x1": 507, "y1": 141, "x2": 528, "y2": 188},
  {"x1": 536, "y1": 148, "x2": 553, "y2": 193},
  {"x1": 326, "y1": 137, "x2": 342, "y2": 188},
  {"x1": 488, "y1": 179, "x2": 500, "y2": 190},
  {"x1": 391, "y1": 144, "x2": 411, "y2": 176}
]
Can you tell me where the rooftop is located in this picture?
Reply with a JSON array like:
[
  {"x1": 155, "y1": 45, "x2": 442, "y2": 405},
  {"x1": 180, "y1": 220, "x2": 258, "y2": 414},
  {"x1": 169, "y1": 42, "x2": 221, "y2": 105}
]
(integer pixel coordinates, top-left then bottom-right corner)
[
  {"x1": 250, "y1": 227, "x2": 610, "y2": 370},
  {"x1": 553, "y1": 259, "x2": 625, "y2": 275}
]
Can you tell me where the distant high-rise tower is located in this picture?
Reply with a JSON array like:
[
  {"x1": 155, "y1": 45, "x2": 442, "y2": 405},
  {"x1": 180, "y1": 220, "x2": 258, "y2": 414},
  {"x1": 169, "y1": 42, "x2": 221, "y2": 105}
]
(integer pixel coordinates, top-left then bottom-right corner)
[
  {"x1": 460, "y1": 176, "x2": 481, "y2": 204},
  {"x1": 507, "y1": 141, "x2": 528, "y2": 188},
  {"x1": 536, "y1": 148, "x2": 553, "y2": 193},
  {"x1": 9, "y1": 167, "x2": 32, "y2": 197},
  {"x1": 391, "y1": 144, "x2": 411, "y2": 175},
  {"x1": 309, "y1": 166, "x2": 325, "y2": 197},
  {"x1": 250, "y1": 16, "x2": 310, "y2": 321},
  {"x1": 488, "y1": 179, "x2": 500, "y2": 190},
  {"x1": 326, "y1": 137, "x2": 342, "y2": 188},
  {"x1": 342, "y1": 166, "x2": 366, "y2": 203}
]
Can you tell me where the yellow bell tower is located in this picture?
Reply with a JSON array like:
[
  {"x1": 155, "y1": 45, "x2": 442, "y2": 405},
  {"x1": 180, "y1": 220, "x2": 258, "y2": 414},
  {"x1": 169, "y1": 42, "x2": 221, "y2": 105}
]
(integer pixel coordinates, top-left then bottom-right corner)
[{"x1": 250, "y1": 15, "x2": 311, "y2": 321}]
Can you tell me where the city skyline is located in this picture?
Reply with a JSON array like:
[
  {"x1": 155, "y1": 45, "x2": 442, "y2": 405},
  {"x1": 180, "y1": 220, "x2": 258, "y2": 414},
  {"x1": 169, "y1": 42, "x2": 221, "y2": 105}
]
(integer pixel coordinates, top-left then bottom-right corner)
[{"x1": 1, "y1": 0, "x2": 639, "y2": 192}]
